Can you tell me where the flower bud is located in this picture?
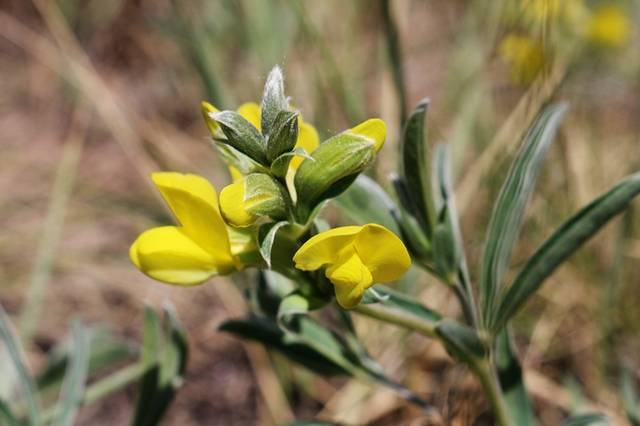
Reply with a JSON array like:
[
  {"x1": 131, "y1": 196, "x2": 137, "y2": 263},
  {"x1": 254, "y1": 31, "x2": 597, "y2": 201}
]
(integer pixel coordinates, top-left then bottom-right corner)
[
  {"x1": 219, "y1": 173, "x2": 289, "y2": 227},
  {"x1": 294, "y1": 118, "x2": 386, "y2": 220}
]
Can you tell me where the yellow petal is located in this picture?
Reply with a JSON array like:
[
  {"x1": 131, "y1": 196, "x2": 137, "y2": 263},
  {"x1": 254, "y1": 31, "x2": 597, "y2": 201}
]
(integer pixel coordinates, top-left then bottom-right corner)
[
  {"x1": 348, "y1": 118, "x2": 386, "y2": 152},
  {"x1": 325, "y1": 250, "x2": 372, "y2": 309},
  {"x1": 151, "y1": 172, "x2": 233, "y2": 264},
  {"x1": 130, "y1": 226, "x2": 233, "y2": 285},
  {"x1": 292, "y1": 226, "x2": 362, "y2": 271},
  {"x1": 237, "y1": 102, "x2": 261, "y2": 131},
  {"x1": 228, "y1": 166, "x2": 244, "y2": 182},
  {"x1": 201, "y1": 101, "x2": 220, "y2": 135},
  {"x1": 353, "y1": 224, "x2": 411, "y2": 283},
  {"x1": 219, "y1": 180, "x2": 257, "y2": 227}
]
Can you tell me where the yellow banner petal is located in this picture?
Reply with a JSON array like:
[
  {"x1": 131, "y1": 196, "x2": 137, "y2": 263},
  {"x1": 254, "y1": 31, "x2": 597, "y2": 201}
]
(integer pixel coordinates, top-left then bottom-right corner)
[{"x1": 354, "y1": 224, "x2": 411, "y2": 283}]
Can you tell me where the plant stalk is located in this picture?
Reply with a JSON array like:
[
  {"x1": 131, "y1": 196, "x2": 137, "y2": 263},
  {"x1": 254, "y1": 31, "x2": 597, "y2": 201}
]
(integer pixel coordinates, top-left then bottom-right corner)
[{"x1": 353, "y1": 303, "x2": 437, "y2": 337}]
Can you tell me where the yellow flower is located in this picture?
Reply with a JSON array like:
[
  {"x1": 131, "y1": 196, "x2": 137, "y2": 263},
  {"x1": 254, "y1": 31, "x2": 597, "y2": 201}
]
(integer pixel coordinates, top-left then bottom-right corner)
[
  {"x1": 587, "y1": 4, "x2": 630, "y2": 48},
  {"x1": 499, "y1": 34, "x2": 547, "y2": 85},
  {"x1": 293, "y1": 224, "x2": 411, "y2": 309},
  {"x1": 130, "y1": 172, "x2": 254, "y2": 285}
]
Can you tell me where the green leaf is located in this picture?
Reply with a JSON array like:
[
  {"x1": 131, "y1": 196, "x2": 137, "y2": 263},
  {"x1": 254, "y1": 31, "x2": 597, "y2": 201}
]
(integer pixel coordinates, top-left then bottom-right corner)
[
  {"x1": 130, "y1": 305, "x2": 188, "y2": 426},
  {"x1": 435, "y1": 319, "x2": 486, "y2": 364},
  {"x1": 0, "y1": 399, "x2": 21, "y2": 426},
  {"x1": 0, "y1": 304, "x2": 41, "y2": 425},
  {"x1": 258, "y1": 221, "x2": 289, "y2": 269},
  {"x1": 391, "y1": 175, "x2": 432, "y2": 260},
  {"x1": 282, "y1": 421, "x2": 341, "y2": 426},
  {"x1": 399, "y1": 98, "x2": 435, "y2": 235},
  {"x1": 214, "y1": 143, "x2": 269, "y2": 176},
  {"x1": 562, "y1": 413, "x2": 609, "y2": 426},
  {"x1": 480, "y1": 104, "x2": 567, "y2": 326},
  {"x1": 213, "y1": 110, "x2": 268, "y2": 165},
  {"x1": 53, "y1": 320, "x2": 90, "y2": 426},
  {"x1": 261, "y1": 66, "x2": 288, "y2": 138},
  {"x1": 363, "y1": 285, "x2": 441, "y2": 325},
  {"x1": 131, "y1": 307, "x2": 161, "y2": 426},
  {"x1": 37, "y1": 327, "x2": 135, "y2": 392},
  {"x1": 219, "y1": 317, "x2": 348, "y2": 377},
  {"x1": 266, "y1": 110, "x2": 298, "y2": 162},
  {"x1": 495, "y1": 330, "x2": 534, "y2": 426},
  {"x1": 432, "y1": 206, "x2": 459, "y2": 282},
  {"x1": 493, "y1": 172, "x2": 640, "y2": 331},
  {"x1": 335, "y1": 175, "x2": 399, "y2": 234},
  {"x1": 620, "y1": 367, "x2": 640, "y2": 425}
]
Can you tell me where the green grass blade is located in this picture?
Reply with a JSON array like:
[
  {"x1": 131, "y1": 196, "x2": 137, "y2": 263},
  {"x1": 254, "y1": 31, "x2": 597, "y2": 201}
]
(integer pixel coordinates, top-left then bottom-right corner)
[
  {"x1": 494, "y1": 173, "x2": 640, "y2": 331},
  {"x1": 0, "y1": 304, "x2": 41, "y2": 425},
  {"x1": 53, "y1": 320, "x2": 90, "y2": 426},
  {"x1": 480, "y1": 104, "x2": 567, "y2": 327}
]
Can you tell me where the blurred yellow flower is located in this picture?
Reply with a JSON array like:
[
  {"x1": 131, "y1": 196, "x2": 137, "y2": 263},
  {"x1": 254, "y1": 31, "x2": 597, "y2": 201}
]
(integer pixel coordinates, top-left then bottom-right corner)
[
  {"x1": 130, "y1": 172, "x2": 252, "y2": 285},
  {"x1": 293, "y1": 224, "x2": 410, "y2": 309},
  {"x1": 587, "y1": 4, "x2": 630, "y2": 48},
  {"x1": 499, "y1": 34, "x2": 547, "y2": 84}
]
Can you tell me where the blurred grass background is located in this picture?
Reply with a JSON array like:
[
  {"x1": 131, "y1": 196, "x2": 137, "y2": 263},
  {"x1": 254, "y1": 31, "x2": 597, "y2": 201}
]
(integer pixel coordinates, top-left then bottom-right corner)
[{"x1": 1, "y1": 0, "x2": 639, "y2": 424}]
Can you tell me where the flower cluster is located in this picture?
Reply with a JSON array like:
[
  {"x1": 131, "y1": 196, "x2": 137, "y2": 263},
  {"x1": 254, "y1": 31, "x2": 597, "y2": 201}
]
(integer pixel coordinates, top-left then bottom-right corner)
[{"x1": 130, "y1": 67, "x2": 410, "y2": 308}]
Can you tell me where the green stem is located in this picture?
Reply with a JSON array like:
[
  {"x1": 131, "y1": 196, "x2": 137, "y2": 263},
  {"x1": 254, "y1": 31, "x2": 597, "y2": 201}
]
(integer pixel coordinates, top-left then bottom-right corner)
[
  {"x1": 39, "y1": 362, "x2": 147, "y2": 423},
  {"x1": 355, "y1": 303, "x2": 512, "y2": 425},
  {"x1": 473, "y1": 360, "x2": 513, "y2": 426},
  {"x1": 353, "y1": 303, "x2": 437, "y2": 337}
]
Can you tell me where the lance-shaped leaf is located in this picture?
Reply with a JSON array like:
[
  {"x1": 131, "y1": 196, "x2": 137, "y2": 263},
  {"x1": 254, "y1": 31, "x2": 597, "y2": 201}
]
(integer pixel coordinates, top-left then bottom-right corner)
[
  {"x1": 398, "y1": 98, "x2": 435, "y2": 235},
  {"x1": 53, "y1": 320, "x2": 90, "y2": 426},
  {"x1": 562, "y1": 413, "x2": 609, "y2": 426},
  {"x1": 219, "y1": 316, "x2": 349, "y2": 377},
  {"x1": 480, "y1": 104, "x2": 566, "y2": 326},
  {"x1": 37, "y1": 327, "x2": 136, "y2": 392},
  {"x1": 131, "y1": 305, "x2": 188, "y2": 426},
  {"x1": 261, "y1": 66, "x2": 288, "y2": 138},
  {"x1": 0, "y1": 399, "x2": 19, "y2": 426},
  {"x1": 620, "y1": 367, "x2": 640, "y2": 425},
  {"x1": 212, "y1": 110, "x2": 268, "y2": 165},
  {"x1": 266, "y1": 110, "x2": 298, "y2": 162},
  {"x1": 0, "y1": 304, "x2": 41, "y2": 425},
  {"x1": 493, "y1": 173, "x2": 640, "y2": 331},
  {"x1": 258, "y1": 221, "x2": 289, "y2": 268},
  {"x1": 335, "y1": 175, "x2": 400, "y2": 234},
  {"x1": 495, "y1": 330, "x2": 534, "y2": 426}
]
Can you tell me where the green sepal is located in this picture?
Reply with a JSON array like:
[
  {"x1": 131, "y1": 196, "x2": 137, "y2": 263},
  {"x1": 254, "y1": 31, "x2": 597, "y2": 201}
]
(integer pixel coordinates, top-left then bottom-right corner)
[
  {"x1": 266, "y1": 110, "x2": 298, "y2": 162},
  {"x1": 294, "y1": 132, "x2": 376, "y2": 221},
  {"x1": 212, "y1": 110, "x2": 268, "y2": 165},
  {"x1": 243, "y1": 173, "x2": 290, "y2": 220},
  {"x1": 261, "y1": 66, "x2": 288, "y2": 138},
  {"x1": 270, "y1": 148, "x2": 313, "y2": 178}
]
